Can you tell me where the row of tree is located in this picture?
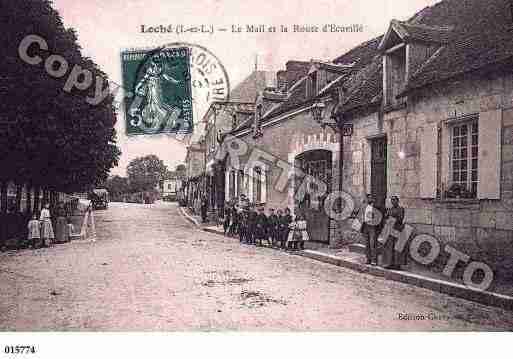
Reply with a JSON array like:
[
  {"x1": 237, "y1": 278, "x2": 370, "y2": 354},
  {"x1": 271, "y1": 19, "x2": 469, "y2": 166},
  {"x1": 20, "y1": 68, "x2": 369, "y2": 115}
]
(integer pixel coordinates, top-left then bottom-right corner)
[
  {"x1": 0, "y1": 0, "x2": 121, "y2": 214},
  {"x1": 103, "y1": 155, "x2": 185, "y2": 201}
]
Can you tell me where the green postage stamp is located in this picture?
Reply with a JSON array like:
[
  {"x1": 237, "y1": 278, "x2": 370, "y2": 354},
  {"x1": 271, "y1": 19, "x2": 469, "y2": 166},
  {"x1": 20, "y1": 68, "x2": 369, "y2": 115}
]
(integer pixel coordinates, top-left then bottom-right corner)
[{"x1": 121, "y1": 47, "x2": 193, "y2": 135}]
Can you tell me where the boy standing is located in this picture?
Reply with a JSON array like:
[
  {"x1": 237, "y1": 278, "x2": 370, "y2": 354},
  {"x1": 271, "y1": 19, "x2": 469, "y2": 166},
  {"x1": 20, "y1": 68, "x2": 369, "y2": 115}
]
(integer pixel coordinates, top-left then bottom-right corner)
[{"x1": 267, "y1": 208, "x2": 279, "y2": 247}]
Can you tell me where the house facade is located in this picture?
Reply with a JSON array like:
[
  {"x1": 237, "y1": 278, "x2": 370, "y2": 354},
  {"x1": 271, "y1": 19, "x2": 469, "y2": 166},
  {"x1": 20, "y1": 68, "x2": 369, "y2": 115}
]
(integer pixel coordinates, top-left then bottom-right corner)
[
  {"x1": 214, "y1": 0, "x2": 513, "y2": 276},
  {"x1": 328, "y1": 0, "x2": 513, "y2": 274}
]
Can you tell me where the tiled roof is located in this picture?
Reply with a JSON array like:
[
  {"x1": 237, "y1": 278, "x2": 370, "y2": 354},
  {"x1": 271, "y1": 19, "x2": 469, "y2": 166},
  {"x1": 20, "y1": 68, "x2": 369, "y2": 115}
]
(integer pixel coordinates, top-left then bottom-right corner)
[
  {"x1": 229, "y1": 70, "x2": 272, "y2": 103},
  {"x1": 336, "y1": 0, "x2": 513, "y2": 113}
]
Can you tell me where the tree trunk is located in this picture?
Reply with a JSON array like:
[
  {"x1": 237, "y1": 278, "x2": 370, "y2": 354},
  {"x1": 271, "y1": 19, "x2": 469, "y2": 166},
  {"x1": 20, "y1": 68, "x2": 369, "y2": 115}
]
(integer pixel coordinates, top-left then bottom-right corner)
[
  {"x1": 33, "y1": 186, "x2": 41, "y2": 213},
  {"x1": 42, "y1": 189, "x2": 49, "y2": 207},
  {"x1": 0, "y1": 181, "x2": 7, "y2": 214},
  {"x1": 15, "y1": 183, "x2": 22, "y2": 213},
  {"x1": 26, "y1": 184, "x2": 32, "y2": 215}
]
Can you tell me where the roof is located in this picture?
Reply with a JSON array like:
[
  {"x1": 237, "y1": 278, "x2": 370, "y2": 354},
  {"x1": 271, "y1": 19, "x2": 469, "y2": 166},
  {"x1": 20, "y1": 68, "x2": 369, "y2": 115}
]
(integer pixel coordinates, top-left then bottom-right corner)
[
  {"x1": 336, "y1": 0, "x2": 513, "y2": 114},
  {"x1": 228, "y1": 70, "x2": 273, "y2": 103}
]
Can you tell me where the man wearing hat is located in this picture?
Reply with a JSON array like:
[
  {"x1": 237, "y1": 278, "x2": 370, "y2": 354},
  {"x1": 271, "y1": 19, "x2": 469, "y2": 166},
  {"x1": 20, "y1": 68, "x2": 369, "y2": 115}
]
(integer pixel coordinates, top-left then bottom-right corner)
[{"x1": 254, "y1": 205, "x2": 269, "y2": 246}]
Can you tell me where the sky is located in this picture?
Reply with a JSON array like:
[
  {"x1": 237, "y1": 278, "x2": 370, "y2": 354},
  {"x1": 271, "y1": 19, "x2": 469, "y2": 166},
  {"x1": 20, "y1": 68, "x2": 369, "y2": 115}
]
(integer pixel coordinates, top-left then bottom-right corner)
[{"x1": 51, "y1": 0, "x2": 440, "y2": 176}]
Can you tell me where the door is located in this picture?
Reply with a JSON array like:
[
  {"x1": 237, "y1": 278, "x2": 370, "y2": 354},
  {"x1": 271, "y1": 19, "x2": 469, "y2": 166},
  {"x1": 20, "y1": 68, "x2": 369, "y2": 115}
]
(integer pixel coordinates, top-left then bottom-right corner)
[
  {"x1": 295, "y1": 150, "x2": 332, "y2": 243},
  {"x1": 370, "y1": 136, "x2": 387, "y2": 215}
]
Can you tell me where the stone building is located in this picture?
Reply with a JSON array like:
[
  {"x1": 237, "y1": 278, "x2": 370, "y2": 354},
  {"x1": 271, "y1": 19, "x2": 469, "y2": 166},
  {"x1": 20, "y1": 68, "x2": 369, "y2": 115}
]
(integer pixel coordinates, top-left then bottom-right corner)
[
  {"x1": 326, "y1": 0, "x2": 513, "y2": 275},
  {"x1": 218, "y1": 0, "x2": 513, "y2": 273},
  {"x1": 202, "y1": 70, "x2": 273, "y2": 216}
]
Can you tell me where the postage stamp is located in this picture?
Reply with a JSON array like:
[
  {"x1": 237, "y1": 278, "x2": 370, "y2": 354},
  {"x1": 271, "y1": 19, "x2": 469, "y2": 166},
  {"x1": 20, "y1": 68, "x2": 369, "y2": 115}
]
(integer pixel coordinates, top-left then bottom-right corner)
[{"x1": 121, "y1": 47, "x2": 193, "y2": 135}]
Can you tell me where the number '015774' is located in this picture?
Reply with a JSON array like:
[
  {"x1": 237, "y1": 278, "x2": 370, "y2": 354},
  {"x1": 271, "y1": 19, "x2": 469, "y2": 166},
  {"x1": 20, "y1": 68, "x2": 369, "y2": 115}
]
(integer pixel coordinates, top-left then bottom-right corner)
[{"x1": 4, "y1": 346, "x2": 36, "y2": 354}]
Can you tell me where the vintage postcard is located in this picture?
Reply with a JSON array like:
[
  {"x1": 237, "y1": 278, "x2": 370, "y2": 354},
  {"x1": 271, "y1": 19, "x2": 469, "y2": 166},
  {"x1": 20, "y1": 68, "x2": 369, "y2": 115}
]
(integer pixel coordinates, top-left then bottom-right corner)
[{"x1": 1, "y1": 0, "x2": 513, "y2": 357}]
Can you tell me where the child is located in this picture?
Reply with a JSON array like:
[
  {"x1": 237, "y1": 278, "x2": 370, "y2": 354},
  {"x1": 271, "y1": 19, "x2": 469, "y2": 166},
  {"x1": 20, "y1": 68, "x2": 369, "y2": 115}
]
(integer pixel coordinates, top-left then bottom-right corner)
[
  {"x1": 276, "y1": 209, "x2": 284, "y2": 248},
  {"x1": 27, "y1": 213, "x2": 41, "y2": 249},
  {"x1": 230, "y1": 205, "x2": 240, "y2": 236},
  {"x1": 282, "y1": 208, "x2": 293, "y2": 249},
  {"x1": 267, "y1": 208, "x2": 278, "y2": 247},
  {"x1": 287, "y1": 213, "x2": 309, "y2": 250},
  {"x1": 247, "y1": 206, "x2": 257, "y2": 245},
  {"x1": 223, "y1": 203, "x2": 232, "y2": 236},
  {"x1": 239, "y1": 209, "x2": 248, "y2": 243}
]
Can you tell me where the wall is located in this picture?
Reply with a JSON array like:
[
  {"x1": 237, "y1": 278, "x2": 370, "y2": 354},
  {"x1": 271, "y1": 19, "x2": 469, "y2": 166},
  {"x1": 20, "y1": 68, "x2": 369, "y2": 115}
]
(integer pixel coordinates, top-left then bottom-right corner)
[
  {"x1": 344, "y1": 68, "x2": 513, "y2": 283},
  {"x1": 226, "y1": 103, "x2": 342, "y2": 245}
]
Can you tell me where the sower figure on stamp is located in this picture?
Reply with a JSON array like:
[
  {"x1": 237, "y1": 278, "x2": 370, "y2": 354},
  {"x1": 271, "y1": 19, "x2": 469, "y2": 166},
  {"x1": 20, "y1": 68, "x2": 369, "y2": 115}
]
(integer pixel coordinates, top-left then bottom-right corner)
[{"x1": 382, "y1": 196, "x2": 406, "y2": 270}]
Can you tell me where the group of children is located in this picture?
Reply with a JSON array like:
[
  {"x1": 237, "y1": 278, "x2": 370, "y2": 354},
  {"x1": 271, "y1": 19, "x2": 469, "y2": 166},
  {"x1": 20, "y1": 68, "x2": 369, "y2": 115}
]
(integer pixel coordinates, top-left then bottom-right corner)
[
  {"x1": 26, "y1": 203, "x2": 76, "y2": 249},
  {"x1": 222, "y1": 203, "x2": 309, "y2": 250}
]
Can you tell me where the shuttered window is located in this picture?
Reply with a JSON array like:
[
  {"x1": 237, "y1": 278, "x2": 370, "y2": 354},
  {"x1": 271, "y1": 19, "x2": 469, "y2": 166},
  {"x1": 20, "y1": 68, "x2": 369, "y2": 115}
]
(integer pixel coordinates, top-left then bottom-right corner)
[{"x1": 450, "y1": 119, "x2": 478, "y2": 198}]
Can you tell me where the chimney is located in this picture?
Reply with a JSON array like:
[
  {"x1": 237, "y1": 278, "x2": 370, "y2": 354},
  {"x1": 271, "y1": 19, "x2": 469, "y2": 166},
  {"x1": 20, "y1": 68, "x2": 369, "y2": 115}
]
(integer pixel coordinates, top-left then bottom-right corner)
[{"x1": 277, "y1": 70, "x2": 287, "y2": 92}]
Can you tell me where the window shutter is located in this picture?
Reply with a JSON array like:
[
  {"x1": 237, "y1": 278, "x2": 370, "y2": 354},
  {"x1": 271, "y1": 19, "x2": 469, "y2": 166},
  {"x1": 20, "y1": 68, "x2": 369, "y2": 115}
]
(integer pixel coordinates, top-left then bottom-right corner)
[
  {"x1": 225, "y1": 170, "x2": 230, "y2": 201},
  {"x1": 420, "y1": 123, "x2": 438, "y2": 198},
  {"x1": 478, "y1": 109, "x2": 502, "y2": 199}
]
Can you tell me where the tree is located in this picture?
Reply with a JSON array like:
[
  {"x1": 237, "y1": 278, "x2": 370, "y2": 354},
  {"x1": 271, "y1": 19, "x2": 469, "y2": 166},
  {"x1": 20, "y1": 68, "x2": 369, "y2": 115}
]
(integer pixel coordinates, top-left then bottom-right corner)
[
  {"x1": 175, "y1": 164, "x2": 186, "y2": 178},
  {"x1": 127, "y1": 155, "x2": 168, "y2": 193},
  {"x1": 104, "y1": 175, "x2": 129, "y2": 199},
  {"x1": 0, "y1": 0, "x2": 121, "y2": 196}
]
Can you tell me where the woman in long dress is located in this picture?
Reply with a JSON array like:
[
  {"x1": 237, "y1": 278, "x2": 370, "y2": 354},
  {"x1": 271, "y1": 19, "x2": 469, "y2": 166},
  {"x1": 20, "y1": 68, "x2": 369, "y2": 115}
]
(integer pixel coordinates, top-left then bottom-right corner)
[{"x1": 40, "y1": 203, "x2": 54, "y2": 247}]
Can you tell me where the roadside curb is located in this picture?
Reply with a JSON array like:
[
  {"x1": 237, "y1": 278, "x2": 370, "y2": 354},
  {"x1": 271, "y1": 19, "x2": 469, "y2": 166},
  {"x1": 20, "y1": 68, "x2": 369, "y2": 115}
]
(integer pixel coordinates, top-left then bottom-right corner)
[
  {"x1": 178, "y1": 206, "x2": 200, "y2": 227},
  {"x1": 297, "y1": 250, "x2": 513, "y2": 311},
  {"x1": 203, "y1": 227, "x2": 224, "y2": 235}
]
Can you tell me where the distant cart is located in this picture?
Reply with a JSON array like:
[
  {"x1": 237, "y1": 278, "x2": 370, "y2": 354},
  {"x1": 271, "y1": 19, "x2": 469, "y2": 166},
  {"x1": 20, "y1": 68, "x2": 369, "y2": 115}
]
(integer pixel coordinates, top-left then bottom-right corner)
[{"x1": 88, "y1": 188, "x2": 109, "y2": 210}]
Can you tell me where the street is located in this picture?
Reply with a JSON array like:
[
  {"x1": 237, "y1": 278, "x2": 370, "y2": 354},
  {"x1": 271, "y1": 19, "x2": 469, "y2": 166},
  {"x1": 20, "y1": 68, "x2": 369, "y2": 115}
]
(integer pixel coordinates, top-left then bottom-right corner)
[{"x1": 1, "y1": 202, "x2": 513, "y2": 331}]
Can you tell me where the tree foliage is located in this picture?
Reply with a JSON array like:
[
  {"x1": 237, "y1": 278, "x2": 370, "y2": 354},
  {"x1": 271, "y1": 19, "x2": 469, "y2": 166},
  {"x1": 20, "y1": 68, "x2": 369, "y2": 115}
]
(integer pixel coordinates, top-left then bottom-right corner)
[
  {"x1": 127, "y1": 155, "x2": 168, "y2": 193},
  {"x1": 0, "y1": 0, "x2": 120, "y2": 192}
]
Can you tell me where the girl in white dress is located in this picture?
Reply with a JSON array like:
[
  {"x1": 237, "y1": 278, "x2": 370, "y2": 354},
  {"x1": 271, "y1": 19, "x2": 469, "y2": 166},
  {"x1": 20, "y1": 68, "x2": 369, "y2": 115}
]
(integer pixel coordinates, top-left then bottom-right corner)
[{"x1": 40, "y1": 203, "x2": 54, "y2": 247}]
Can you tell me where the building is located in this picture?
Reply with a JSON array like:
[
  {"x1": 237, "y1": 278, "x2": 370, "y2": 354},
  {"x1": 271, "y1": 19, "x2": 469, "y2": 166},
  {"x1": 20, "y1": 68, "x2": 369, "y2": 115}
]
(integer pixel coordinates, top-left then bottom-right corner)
[
  {"x1": 202, "y1": 70, "x2": 273, "y2": 217},
  {"x1": 217, "y1": 0, "x2": 513, "y2": 277},
  {"x1": 184, "y1": 140, "x2": 206, "y2": 212}
]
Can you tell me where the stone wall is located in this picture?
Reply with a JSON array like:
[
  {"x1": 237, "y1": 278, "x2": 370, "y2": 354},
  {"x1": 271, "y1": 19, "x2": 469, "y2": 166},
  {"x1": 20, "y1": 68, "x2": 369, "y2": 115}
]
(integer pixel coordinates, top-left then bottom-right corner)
[{"x1": 343, "y1": 69, "x2": 513, "y2": 280}]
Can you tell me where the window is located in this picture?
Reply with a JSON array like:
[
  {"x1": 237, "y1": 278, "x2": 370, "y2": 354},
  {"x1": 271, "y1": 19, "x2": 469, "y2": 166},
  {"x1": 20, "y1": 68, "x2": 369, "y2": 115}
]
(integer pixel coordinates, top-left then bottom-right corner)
[
  {"x1": 168, "y1": 184, "x2": 173, "y2": 190},
  {"x1": 450, "y1": 120, "x2": 478, "y2": 198},
  {"x1": 383, "y1": 45, "x2": 406, "y2": 107}
]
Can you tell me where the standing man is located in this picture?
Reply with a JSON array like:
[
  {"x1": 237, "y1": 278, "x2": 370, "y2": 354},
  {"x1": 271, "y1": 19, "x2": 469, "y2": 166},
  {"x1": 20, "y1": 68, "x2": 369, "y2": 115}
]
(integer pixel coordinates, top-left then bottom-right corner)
[
  {"x1": 247, "y1": 205, "x2": 257, "y2": 245},
  {"x1": 254, "y1": 205, "x2": 269, "y2": 246},
  {"x1": 200, "y1": 195, "x2": 208, "y2": 223},
  {"x1": 361, "y1": 194, "x2": 381, "y2": 266}
]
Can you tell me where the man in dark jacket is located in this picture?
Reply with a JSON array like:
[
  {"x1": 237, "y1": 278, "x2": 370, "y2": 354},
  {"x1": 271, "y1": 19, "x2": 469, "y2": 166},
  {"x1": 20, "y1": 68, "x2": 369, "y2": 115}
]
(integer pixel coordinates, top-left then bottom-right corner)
[
  {"x1": 267, "y1": 208, "x2": 279, "y2": 247},
  {"x1": 247, "y1": 205, "x2": 258, "y2": 245},
  {"x1": 254, "y1": 205, "x2": 268, "y2": 246}
]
